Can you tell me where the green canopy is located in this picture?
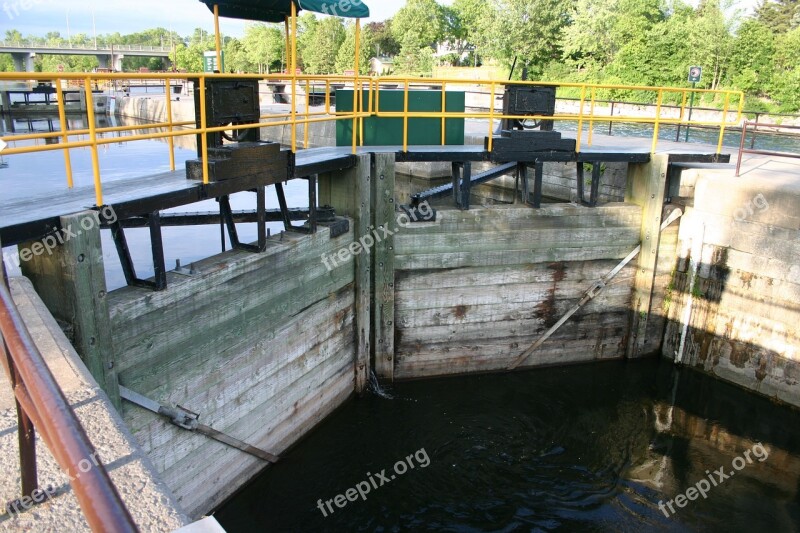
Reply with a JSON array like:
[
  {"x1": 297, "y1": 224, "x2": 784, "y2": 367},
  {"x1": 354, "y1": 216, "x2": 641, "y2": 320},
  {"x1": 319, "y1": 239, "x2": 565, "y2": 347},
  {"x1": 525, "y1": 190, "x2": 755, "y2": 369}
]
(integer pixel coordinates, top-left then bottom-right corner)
[{"x1": 199, "y1": 0, "x2": 369, "y2": 23}]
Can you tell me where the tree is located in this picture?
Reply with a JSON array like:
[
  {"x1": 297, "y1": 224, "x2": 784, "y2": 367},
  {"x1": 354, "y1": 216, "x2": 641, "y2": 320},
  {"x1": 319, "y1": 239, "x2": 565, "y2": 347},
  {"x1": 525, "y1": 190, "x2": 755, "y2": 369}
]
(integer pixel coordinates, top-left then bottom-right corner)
[
  {"x1": 487, "y1": 0, "x2": 572, "y2": 75},
  {"x1": 391, "y1": 0, "x2": 446, "y2": 47},
  {"x1": 769, "y1": 27, "x2": 800, "y2": 109},
  {"x1": 366, "y1": 21, "x2": 400, "y2": 56},
  {"x1": 243, "y1": 23, "x2": 285, "y2": 73},
  {"x1": 756, "y1": 0, "x2": 799, "y2": 33},
  {"x1": 394, "y1": 32, "x2": 435, "y2": 76},
  {"x1": 335, "y1": 23, "x2": 374, "y2": 74},
  {"x1": 729, "y1": 19, "x2": 775, "y2": 95},
  {"x1": 689, "y1": 0, "x2": 736, "y2": 89},
  {"x1": 300, "y1": 16, "x2": 345, "y2": 74},
  {"x1": 445, "y1": 0, "x2": 495, "y2": 62}
]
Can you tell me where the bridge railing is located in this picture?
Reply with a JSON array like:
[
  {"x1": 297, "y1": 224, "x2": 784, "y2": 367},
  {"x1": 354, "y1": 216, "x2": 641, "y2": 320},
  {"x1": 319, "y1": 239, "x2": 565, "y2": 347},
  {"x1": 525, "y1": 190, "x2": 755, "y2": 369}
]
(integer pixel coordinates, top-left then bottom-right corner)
[
  {"x1": 0, "y1": 41, "x2": 172, "y2": 53},
  {"x1": 0, "y1": 71, "x2": 743, "y2": 206}
]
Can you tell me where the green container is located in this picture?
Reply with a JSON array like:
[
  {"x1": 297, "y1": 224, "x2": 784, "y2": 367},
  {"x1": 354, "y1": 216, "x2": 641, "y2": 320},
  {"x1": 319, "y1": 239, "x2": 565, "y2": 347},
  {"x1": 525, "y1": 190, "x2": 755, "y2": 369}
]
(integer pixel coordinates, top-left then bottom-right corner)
[{"x1": 336, "y1": 89, "x2": 465, "y2": 147}]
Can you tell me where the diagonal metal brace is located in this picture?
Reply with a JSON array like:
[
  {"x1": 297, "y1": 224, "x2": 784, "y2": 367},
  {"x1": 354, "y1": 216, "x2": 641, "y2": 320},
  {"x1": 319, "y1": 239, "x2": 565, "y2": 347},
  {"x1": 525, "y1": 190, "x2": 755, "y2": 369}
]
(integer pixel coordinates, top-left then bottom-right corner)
[{"x1": 119, "y1": 386, "x2": 279, "y2": 463}]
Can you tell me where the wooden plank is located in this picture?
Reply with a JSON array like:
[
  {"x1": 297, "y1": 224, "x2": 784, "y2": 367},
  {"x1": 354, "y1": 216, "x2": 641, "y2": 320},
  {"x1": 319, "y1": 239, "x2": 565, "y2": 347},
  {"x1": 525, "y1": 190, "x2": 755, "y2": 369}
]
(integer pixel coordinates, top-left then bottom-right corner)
[
  {"x1": 372, "y1": 153, "x2": 396, "y2": 381},
  {"x1": 21, "y1": 211, "x2": 119, "y2": 408},
  {"x1": 396, "y1": 292, "x2": 632, "y2": 329},
  {"x1": 165, "y1": 361, "x2": 354, "y2": 517},
  {"x1": 123, "y1": 287, "x2": 355, "y2": 437},
  {"x1": 396, "y1": 226, "x2": 640, "y2": 255},
  {"x1": 409, "y1": 204, "x2": 642, "y2": 234},
  {"x1": 625, "y1": 154, "x2": 669, "y2": 358},
  {"x1": 396, "y1": 259, "x2": 633, "y2": 291},
  {"x1": 318, "y1": 154, "x2": 372, "y2": 393},
  {"x1": 396, "y1": 244, "x2": 639, "y2": 270},
  {"x1": 142, "y1": 318, "x2": 354, "y2": 474},
  {"x1": 164, "y1": 349, "x2": 354, "y2": 515}
]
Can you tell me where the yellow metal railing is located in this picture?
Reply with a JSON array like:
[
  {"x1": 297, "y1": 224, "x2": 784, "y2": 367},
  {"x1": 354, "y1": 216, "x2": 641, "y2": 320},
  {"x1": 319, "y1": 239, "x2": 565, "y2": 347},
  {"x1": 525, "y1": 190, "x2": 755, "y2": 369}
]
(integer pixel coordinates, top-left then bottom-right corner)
[{"x1": 0, "y1": 71, "x2": 743, "y2": 207}]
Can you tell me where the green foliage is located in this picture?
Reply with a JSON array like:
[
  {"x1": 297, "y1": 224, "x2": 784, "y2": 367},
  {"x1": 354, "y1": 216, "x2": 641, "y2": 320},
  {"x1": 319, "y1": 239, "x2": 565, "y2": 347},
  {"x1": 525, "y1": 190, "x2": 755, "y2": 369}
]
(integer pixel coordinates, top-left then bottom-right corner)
[
  {"x1": 394, "y1": 32, "x2": 435, "y2": 76},
  {"x1": 392, "y1": 0, "x2": 446, "y2": 46},
  {"x1": 486, "y1": 0, "x2": 572, "y2": 76},
  {"x1": 300, "y1": 16, "x2": 346, "y2": 74},
  {"x1": 756, "y1": 0, "x2": 800, "y2": 33},
  {"x1": 366, "y1": 21, "x2": 400, "y2": 57},
  {"x1": 242, "y1": 23, "x2": 285, "y2": 73},
  {"x1": 335, "y1": 24, "x2": 375, "y2": 74}
]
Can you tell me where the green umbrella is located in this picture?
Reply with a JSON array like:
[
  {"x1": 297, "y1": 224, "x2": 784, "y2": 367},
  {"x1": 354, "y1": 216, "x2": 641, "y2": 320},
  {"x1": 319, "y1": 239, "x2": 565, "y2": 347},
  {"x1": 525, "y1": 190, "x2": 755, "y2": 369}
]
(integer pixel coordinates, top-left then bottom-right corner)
[{"x1": 198, "y1": 0, "x2": 370, "y2": 22}]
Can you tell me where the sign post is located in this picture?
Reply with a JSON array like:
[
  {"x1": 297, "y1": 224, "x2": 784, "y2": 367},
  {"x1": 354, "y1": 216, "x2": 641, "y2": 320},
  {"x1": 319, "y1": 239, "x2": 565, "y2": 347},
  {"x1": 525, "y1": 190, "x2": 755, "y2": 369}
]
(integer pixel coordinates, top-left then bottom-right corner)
[
  {"x1": 683, "y1": 66, "x2": 702, "y2": 142},
  {"x1": 203, "y1": 51, "x2": 225, "y2": 73}
]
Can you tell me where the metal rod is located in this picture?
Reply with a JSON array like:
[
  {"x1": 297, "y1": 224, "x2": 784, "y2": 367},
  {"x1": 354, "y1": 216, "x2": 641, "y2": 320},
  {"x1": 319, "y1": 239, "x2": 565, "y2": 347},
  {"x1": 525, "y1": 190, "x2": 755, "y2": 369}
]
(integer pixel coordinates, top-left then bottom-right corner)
[{"x1": 685, "y1": 82, "x2": 696, "y2": 143}]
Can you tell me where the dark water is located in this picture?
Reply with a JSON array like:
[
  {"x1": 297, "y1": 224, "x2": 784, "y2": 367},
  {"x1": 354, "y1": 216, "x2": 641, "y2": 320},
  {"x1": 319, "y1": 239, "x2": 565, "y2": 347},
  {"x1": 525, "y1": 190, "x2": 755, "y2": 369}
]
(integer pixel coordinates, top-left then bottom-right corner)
[{"x1": 215, "y1": 359, "x2": 800, "y2": 532}]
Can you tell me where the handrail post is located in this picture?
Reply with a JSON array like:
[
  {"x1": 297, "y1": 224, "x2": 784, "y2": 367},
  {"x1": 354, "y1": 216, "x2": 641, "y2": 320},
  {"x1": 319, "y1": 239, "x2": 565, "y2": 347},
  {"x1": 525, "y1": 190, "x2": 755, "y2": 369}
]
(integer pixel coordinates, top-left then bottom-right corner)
[
  {"x1": 403, "y1": 79, "x2": 409, "y2": 152},
  {"x1": 736, "y1": 120, "x2": 748, "y2": 177},
  {"x1": 198, "y1": 76, "x2": 210, "y2": 185},
  {"x1": 651, "y1": 89, "x2": 663, "y2": 154},
  {"x1": 487, "y1": 82, "x2": 496, "y2": 152},
  {"x1": 55, "y1": 80, "x2": 74, "y2": 188},
  {"x1": 441, "y1": 81, "x2": 447, "y2": 146},
  {"x1": 164, "y1": 75, "x2": 176, "y2": 171},
  {"x1": 716, "y1": 92, "x2": 731, "y2": 155},
  {"x1": 576, "y1": 85, "x2": 587, "y2": 153},
  {"x1": 84, "y1": 77, "x2": 103, "y2": 206}
]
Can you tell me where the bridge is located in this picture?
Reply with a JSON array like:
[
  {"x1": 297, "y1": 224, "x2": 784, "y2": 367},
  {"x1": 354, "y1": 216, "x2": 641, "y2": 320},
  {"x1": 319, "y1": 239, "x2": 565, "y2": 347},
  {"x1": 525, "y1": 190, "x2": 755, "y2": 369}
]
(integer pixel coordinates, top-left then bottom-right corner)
[{"x1": 0, "y1": 42, "x2": 173, "y2": 72}]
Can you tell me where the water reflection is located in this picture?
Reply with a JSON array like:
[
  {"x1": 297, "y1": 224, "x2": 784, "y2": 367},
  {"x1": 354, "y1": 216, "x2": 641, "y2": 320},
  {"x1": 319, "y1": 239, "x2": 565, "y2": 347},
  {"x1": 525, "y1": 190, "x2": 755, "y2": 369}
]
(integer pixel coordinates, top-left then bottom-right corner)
[{"x1": 215, "y1": 359, "x2": 800, "y2": 532}]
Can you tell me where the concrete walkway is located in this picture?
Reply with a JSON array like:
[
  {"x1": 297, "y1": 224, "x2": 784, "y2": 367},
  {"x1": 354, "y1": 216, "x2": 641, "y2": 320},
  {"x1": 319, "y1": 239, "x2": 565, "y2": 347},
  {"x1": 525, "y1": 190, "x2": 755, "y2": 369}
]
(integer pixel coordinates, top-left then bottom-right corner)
[{"x1": 0, "y1": 277, "x2": 195, "y2": 532}]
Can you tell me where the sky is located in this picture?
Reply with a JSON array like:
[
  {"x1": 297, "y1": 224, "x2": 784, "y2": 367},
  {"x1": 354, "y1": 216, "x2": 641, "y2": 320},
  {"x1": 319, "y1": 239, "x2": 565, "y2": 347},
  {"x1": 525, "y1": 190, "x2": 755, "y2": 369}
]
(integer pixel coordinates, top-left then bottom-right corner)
[
  {"x1": 0, "y1": 0, "x2": 452, "y2": 39},
  {"x1": 1, "y1": 0, "x2": 756, "y2": 41}
]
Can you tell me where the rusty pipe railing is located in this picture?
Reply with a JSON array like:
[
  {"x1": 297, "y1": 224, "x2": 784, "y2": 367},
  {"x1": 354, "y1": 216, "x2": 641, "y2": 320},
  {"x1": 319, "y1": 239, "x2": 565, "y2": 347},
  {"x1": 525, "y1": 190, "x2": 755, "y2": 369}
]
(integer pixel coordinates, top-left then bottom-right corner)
[
  {"x1": 0, "y1": 280, "x2": 138, "y2": 532},
  {"x1": 736, "y1": 121, "x2": 800, "y2": 176}
]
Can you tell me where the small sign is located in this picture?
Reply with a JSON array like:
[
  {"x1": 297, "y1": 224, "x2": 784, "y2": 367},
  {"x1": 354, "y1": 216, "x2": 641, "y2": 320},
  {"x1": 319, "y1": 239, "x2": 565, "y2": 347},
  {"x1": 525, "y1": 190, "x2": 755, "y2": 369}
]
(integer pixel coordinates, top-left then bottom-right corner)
[
  {"x1": 0, "y1": 139, "x2": 6, "y2": 153},
  {"x1": 203, "y1": 51, "x2": 225, "y2": 73},
  {"x1": 688, "y1": 66, "x2": 702, "y2": 83}
]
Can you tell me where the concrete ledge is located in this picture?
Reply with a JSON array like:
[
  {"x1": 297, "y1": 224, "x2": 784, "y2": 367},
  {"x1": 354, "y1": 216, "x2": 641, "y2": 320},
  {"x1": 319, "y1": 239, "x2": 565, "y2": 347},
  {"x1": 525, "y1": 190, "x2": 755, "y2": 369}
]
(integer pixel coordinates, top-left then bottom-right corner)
[{"x1": 0, "y1": 277, "x2": 191, "y2": 532}]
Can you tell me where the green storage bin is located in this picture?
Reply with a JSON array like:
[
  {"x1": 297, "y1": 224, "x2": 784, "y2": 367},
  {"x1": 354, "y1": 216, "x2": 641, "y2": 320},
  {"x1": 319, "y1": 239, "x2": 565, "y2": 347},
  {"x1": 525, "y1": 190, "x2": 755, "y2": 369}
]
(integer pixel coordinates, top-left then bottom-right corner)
[{"x1": 336, "y1": 89, "x2": 465, "y2": 147}]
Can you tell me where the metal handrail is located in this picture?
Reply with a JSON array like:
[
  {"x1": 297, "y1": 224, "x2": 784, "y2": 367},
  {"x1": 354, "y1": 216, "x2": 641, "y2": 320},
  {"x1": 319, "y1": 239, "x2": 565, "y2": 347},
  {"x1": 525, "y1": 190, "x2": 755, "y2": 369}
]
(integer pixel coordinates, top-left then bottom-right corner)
[
  {"x1": 0, "y1": 280, "x2": 138, "y2": 532},
  {"x1": 0, "y1": 71, "x2": 744, "y2": 206},
  {"x1": 0, "y1": 42, "x2": 172, "y2": 53},
  {"x1": 736, "y1": 121, "x2": 800, "y2": 176}
]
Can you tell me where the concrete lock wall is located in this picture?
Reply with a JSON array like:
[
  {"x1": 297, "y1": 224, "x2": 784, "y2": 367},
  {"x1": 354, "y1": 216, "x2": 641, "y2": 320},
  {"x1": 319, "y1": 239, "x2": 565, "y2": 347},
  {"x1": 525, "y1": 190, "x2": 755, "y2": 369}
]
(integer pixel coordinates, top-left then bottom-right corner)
[{"x1": 663, "y1": 170, "x2": 800, "y2": 408}]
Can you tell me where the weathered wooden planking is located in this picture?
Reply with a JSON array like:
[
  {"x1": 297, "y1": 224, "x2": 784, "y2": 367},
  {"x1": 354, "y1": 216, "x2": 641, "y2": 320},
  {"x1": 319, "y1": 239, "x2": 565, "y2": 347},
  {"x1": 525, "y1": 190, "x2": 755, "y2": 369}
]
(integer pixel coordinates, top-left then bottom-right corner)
[
  {"x1": 113, "y1": 232, "x2": 354, "y2": 376},
  {"x1": 395, "y1": 259, "x2": 634, "y2": 291},
  {"x1": 143, "y1": 319, "x2": 355, "y2": 475},
  {"x1": 109, "y1": 228, "x2": 341, "y2": 322},
  {"x1": 165, "y1": 347, "x2": 354, "y2": 502},
  {"x1": 318, "y1": 154, "x2": 372, "y2": 393},
  {"x1": 625, "y1": 155, "x2": 670, "y2": 357},
  {"x1": 372, "y1": 153, "x2": 396, "y2": 380},
  {"x1": 117, "y1": 273, "x2": 354, "y2": 397},
  {"x1": 166, "y1": 361, "x2": 354, "y2": 517},
  {"x1": 396, "y1": 244, "x2": 639, "y2": 271},
  {"x1": 395, "y1": 226, "x2": 640, "y2": 255},
  {"x1": 395, "y1": 336, "x2": 627, "y2": 378},
  {"x1": 396, "y1": 304, "x2": 630, "y2": 346},
  {"x1": 123, "y1": 287, "x2": 354, "y2": 436},
  {"x1": 21, "y1": 211, "x2": 120, "y2": 407},
  {"x1": 409, "y1": 204, "x2": 642, "y2": 234},
  {"x1": 395, "y1": 292, "x2": 632, "y2": 329},
  {"x1": 395, "y1": 274, "x2": 634, "y2": 312}
]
